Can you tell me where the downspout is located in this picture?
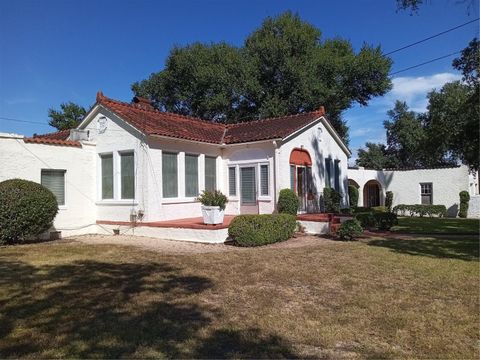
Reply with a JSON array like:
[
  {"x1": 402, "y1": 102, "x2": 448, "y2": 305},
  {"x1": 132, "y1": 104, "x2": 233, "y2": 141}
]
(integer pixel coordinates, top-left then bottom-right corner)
[{"x1": 272, "y1": 140, "x2": 280, "y2": 211}]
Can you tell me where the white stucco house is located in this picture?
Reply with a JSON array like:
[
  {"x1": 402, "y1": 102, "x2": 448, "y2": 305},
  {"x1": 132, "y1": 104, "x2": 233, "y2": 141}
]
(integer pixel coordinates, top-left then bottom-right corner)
[
  {"x1": 0, "y1": 91, "x2": 351, "y2": 241},
  {"x1": 347, "y1": 166, "x2": 479, "y2": 218}
]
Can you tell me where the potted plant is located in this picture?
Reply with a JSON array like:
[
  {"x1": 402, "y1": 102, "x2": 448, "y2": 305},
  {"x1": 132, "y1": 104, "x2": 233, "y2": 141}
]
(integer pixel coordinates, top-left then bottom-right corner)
[{"x1": 197, "y1": 190, "x2": 228, "y2": 225}]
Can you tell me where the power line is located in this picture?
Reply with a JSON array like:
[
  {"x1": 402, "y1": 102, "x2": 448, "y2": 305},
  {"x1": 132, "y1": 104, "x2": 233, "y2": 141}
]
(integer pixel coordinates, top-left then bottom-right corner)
[
  {"x1": 0, "y1": 116, "x2": 50, "y2": 126},
  {"x1": 390, "y1": 50, "x2": 462, "y2": 75},
  {"x1": 385, "y1": 18, "x2": 479, "y2": 56}
]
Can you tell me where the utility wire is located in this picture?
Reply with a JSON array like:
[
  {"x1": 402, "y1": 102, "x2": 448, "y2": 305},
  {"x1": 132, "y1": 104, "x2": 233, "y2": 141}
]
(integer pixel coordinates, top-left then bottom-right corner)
[
  {"x1": 0, "y1": 116, "x2": 50, "y2": 126},
  {"x1": 385, "y1": 18, "x2": 479, "y2": 56},
  {"x1": 390, "y1": 50, "x2": 462, "y2": 75}
]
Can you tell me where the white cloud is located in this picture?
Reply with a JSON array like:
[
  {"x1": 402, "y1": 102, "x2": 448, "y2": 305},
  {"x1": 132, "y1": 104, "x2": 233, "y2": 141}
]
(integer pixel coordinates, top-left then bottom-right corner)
[
  {"x1": 388, "y1": 72, "x2": 461, "y2": 112},
  {"x1": 351, "y1": 127, "x2": 373, "y2": 137}
]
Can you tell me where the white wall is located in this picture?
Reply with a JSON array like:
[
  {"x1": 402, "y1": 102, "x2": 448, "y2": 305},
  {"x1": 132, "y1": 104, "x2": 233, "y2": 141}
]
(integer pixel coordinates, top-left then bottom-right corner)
[
  {"x1": 277, "y1": 119, "x2": 350, "y2": 208},
  {"x1": 0, "y1": 133, "x2": 97, "y2": 236},
  {"x1": 348, "y1": 166, "x2": 472, "y2": 217}
]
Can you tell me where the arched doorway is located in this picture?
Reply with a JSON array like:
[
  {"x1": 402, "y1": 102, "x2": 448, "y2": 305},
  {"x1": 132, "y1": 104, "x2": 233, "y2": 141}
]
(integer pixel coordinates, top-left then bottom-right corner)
[
  {"x1": 363, "y1": 180, "x2": 381, "y2": 207},
  {"x1": 290, "y1": 149, "x2": 313, "y2": 213},
  {"x1": 348, "y1": 179, "x2": 360, "y2": 189}
]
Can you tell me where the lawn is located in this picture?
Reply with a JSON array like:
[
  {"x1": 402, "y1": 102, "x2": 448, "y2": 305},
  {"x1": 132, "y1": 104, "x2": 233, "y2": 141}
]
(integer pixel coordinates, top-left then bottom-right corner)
[
  {"x1": 391, "y1": 216, "x2": 480, "y2": 235},
  {"x1": 0, "y1": 235, "x2": 478, "y2": 359}
]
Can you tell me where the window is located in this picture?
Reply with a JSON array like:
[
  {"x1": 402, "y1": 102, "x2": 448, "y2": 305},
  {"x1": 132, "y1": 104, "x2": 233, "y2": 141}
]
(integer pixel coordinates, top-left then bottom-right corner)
[
  {"x1": 101, "y1": 154, "x2": 113, "y2": 199},
  {"x1": 290, "y1": 165, "x2": 295, "y2": 191},
  {"x1": 325, "y1": 158, "x2": 332, "y2": 188},
  {"x1": 41, "y1": 169, "x2": 66, "y2": 206},
  {"x1": 334, "y1": 160, "x2": 340, "y2": 192},
  {"x1": 205, "y1": 156, "x2": 216, "y2": 191},
  {"x1": 120, "y1": 152, "x2": 135, "y2": 199},
  {"x1": 420, "y1": 183, "x2": 433, "y2": 205},
  {"x1": 228, "y1": 167, "x2": 236, "y2": 196},
  {"x1": 185, "y1": 154, "x2": 199, "y2": 197},
  {"x1": 162, "y1": 152, "x2": 178, "y2": 198},
  {"x1": 260, "y1": 164, "x2": 269, "y2": 196}
]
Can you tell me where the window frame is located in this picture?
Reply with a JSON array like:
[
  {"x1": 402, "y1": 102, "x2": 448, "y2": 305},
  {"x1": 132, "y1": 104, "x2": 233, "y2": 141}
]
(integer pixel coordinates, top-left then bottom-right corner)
[
  {"x1": 119, "y1": 151, "x2": 135, "y2": 200},
  {"x1": 162, "y1": 151, "x2": 179, "y2": 199},
  {"x1": 260, "y1": 163, "x2": 269, "y2": 196},
  {"x1": 41, "y1": 169, "x2": 66, "y2": 207},
  {"x1": 100, "y1": 153, "x2": 114, "y2": 200},
  {"x1": 228, "y1": 166, "x2": 237, "y2": 197},
  {"x1": 184, "y1": 153, "x2": 199, "y2": 198},
  {"x1": 325, "y1": 158, "x2": 332, "y2": 188},
  {"x1": 420, "y1": 182, "x2": 433, "y2": 205},
  {"x1": 204, "y1": 156, "x2": 217, "y2": 192}
]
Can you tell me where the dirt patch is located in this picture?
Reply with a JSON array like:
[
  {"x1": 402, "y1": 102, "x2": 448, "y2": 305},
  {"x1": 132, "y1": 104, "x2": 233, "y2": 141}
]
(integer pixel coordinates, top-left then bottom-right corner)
[{"x1": 68, "y1": 233, "x2": 336, "y2": 254}]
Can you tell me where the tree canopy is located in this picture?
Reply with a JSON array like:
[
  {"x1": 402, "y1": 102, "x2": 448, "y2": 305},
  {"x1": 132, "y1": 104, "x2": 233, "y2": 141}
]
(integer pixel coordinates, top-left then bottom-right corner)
[
  {"x1": 132, "y1": 12, "x2": 393, "y2": 144},
  {"x1": 357, "y1": 38, "x2": 479, "y2": 170},
  {"x1": 48, "y1": 102, "x2": 87, "y2": 131}
]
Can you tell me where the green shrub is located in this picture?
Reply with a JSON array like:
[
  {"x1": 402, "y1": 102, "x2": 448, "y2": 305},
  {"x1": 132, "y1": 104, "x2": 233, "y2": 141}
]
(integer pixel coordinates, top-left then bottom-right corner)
[
  {"x1": 0, "y1": 179, "x2": 58, "y2": 244},
  {"x1": 459, "y1": 191, "x2": 470, "y2": 218},
  {"x1": 374, "y1": 212, "x2": 398, "y2": 230},
  {"x1": 353, "y1": 206, "x2": 371, "y2": 214},
  {"x1": 337, "y1": 219, "x2": 363, "y2": 241},
  {"x1": 324, "y1": 187, "x2": 341, "y2": 213},
  {"x1": 228, "y1": 214, "x2": 296, "y2": 247},
  {"x1": 385, "y1": 191, "x2": 393, "y2": 212},
  {"x1": 277, "y1": 189, "x2": 299, "y2": 215},
  {"x1": 348, "y1": 185, "x2": 359, "y2": 208},
  {"x1": 392, "y1": 204, "x2": 446, "y2": 218},
  {"x1": 197, "y1": 190, "x2": 228, "y2": 210},
  {"x1": 371, "y1": 206, "x2": 387, "y2": 213},
  {"x1": 355, "y1": 212, "x2": 376, "y2": 229}
]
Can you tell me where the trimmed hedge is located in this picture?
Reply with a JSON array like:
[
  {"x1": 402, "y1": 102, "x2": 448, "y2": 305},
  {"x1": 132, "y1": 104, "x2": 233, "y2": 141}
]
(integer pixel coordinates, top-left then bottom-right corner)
[
  {"x1": 228, "y1": 214, "x2": 296, "y2": 247},
  {"x1": 337, "y1": 219, "x2": 363, "y2": 240},
  {"x1": 458, "y1": 191, "x2": 470, "y2": 218},
  {"x1": 385, "y1": 191, "x2": 393, "y2": 212},
  {"x1": 278, "y1": 189, "x2": 299, "y2": 215},
  {"x1": 392, "y1": 204, "x2": 447, "y2": 218},
  {"x1": 371, "y1": 206, "x2": 387, "y2": 213},
  {"x1": 354, "y1": 211, "x2": 398, "y2": 230},
  {"x1": 324, "y1": 187, "x2": 341, "y2": 213},
  {"x1": 0, "y1": 179, "x2": 58, "y2": 244},
  {"x1": 348, "y1": 185, "x2": 359, "y2": 208}
]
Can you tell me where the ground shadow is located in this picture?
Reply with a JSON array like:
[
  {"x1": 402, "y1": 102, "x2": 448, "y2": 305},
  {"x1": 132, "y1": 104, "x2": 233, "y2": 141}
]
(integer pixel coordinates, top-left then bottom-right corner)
[
  {"x1": 0, "y1": 253, "x2": 299, "y2": 358},
  {"x1": 366, "y1": 236, "x2": 479, "y2": 261}
]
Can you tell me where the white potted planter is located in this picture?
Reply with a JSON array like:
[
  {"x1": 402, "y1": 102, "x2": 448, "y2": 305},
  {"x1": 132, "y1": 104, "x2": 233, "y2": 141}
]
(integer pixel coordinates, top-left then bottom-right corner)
[
  {"x1": 201, "y1": 205, "x2": 225, "y2": 225},
  {"x1": 197, "y1": 190, "x2": 228, "y2": 225}
]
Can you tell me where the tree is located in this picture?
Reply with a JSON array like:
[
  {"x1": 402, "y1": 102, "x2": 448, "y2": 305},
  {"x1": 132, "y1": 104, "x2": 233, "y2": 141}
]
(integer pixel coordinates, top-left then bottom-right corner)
[
  {"x1": 48, "y1": 102, "x2": 87, "y2": 131},
  {"x1": 356, "y1": 142, "x2": 397, "y2": 169},
  {"x1": 383, "y1": 101, "x2": 426, "y2": 167},
  {"x1": 132, "y1": 12, "x2": 393, "y2": 144},
  {"x1": 396, "y1": 0, "x2": 477, "y2": 13}
]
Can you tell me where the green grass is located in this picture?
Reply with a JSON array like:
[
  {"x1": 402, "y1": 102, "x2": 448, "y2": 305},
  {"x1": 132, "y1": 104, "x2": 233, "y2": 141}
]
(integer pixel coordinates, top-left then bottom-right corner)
[
  {"x1": 391, "y1": 216, "x2": 480, "y2": 234},
  {"x1": 0, "y1": 235, "x2": 478, "y2": 358}
]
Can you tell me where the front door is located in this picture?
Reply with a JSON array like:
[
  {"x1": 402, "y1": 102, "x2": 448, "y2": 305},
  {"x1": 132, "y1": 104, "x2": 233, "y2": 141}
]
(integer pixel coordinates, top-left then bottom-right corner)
[
  {"x1": 240, "y1": 166, "x2": 258, "y2": 214},
  {"x1": 297, "y1": 167, "x2": 307, "y2": 212}
]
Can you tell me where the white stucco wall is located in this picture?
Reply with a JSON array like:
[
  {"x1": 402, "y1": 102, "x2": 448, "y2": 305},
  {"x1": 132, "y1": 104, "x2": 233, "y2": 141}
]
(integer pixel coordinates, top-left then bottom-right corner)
[
  {"x1": 277, "y1": 119, "x2": 350, "y2": 209},
  {"x1": 0, "y1": 133, "x2": 97, "y2": 236},
  {"x1": 348, "y1": 166, "x2": 473, "y2": 217}
]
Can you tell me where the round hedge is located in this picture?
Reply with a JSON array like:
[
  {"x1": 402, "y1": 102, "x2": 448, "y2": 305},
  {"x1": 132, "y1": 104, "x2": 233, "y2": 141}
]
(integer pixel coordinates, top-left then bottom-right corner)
[
  {"x1": 277, "y1": 188, "x2": 299, "y2": 215},
  {"x1": 0, "y1": 179, "x2": 58, "y2": 244}
]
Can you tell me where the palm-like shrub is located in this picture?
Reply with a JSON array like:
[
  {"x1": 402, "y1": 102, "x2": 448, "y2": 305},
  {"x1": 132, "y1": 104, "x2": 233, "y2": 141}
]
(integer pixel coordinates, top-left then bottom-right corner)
[
  {"x1": 197, "y1": 190, "x2": 228, "y2": 210},
  {"x1": 0, "y1": 179, "x2": 58, "y2": 244}
]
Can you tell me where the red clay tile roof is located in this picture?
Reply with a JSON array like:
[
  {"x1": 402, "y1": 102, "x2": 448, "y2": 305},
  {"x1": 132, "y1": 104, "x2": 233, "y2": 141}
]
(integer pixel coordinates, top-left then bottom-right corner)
[
  {"x1": 24, "y1": 137, "x2": 81, "y2": 147},
  {"x1": 95, "y1": 92, "x2": 326, "y2": 145},
  {"x1": 33, "y1": 129, "x2": 71, "y2": 140}
]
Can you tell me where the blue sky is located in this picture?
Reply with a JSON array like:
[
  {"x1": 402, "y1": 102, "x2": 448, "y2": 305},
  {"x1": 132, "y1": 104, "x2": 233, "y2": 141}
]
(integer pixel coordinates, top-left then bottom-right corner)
[{"x1": 1, "y1": 0, "x2": 478, "y2": 163}]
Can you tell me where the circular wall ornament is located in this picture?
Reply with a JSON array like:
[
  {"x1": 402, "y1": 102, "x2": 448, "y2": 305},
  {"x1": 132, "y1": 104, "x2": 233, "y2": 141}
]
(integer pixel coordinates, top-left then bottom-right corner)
[{"x1": 97, "y1": 116, "x2": 107, "y2": 134}]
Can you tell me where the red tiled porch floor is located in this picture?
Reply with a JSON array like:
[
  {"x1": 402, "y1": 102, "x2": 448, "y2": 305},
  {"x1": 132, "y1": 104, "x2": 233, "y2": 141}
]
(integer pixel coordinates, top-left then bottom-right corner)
[{"x1": 97, "y1": 213, "x2": 340, "y2": 231}]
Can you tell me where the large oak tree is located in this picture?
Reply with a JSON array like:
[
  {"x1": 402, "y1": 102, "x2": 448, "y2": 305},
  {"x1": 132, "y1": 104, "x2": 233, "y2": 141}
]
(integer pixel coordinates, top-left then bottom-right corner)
[{"x1": 132, "y1": 12, "x2": 392, "y2": 144}]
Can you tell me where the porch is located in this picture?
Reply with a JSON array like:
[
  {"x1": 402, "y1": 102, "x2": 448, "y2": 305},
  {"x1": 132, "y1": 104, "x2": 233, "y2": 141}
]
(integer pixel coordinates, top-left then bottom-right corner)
[{"x1": 97, "y1": 213, "x2": 343, "y2": 243}]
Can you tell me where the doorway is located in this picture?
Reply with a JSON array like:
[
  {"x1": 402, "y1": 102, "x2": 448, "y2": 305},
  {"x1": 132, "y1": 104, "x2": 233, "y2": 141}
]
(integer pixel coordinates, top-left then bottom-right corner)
[
  {"x1": 240, "y1": 166, "x2": 258, "y2": 214},
  {"x1": 297, "y1": 167, "x2": 307, "y2": 212}
]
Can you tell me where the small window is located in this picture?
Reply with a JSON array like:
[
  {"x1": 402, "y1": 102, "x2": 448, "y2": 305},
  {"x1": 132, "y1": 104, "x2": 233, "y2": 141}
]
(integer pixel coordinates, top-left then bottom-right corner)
[
  {"x1": 325, "y1": 158, "x2": 332, "y2": 188},
  {"x1": 205, "y1": 156, "x2": 216, "y2": 192},
  {"x1": 228, "y1": 167, "x2": 236, "y2": 196},
  {"x1": 120, "y1": 152, "x2": 135, "y2": 199},
  {"x1": 101, "y1": 154, "x2": 113, "y2": 199},
  {"x1": 420, "y1": 183, "x2": 432, "y2": 205},
  {"x1": 41, "y1": 169, "x2": 66, "y2": 206},
  {"x1": 185, "y1": 154, "x2": 199, "y2": 197},
  {"x1": 260, "y1": 164, "x2": 269, "y2": 196},
  {"x1": 290, "y1": 165, "x2": 295, "y2": 191},
  {"x1": 162, "y1": 152, "x2": 178, "y2": 198}
]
